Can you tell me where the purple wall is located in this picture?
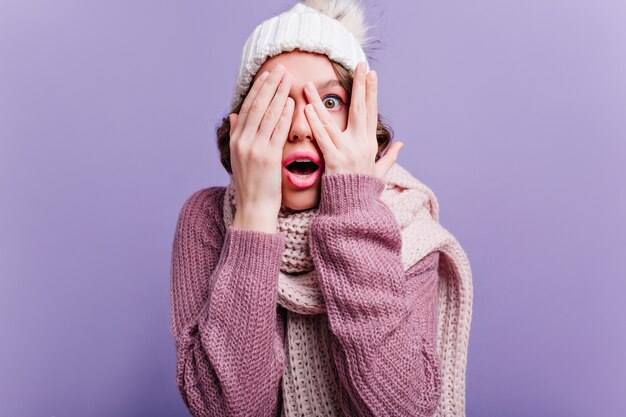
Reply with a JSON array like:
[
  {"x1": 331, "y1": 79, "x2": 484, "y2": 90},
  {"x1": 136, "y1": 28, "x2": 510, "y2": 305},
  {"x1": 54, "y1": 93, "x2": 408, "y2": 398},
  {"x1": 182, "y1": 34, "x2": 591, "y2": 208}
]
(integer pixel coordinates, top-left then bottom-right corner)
[{"x1": 1, "y1": 0, "x2": 624, "y2": 416}]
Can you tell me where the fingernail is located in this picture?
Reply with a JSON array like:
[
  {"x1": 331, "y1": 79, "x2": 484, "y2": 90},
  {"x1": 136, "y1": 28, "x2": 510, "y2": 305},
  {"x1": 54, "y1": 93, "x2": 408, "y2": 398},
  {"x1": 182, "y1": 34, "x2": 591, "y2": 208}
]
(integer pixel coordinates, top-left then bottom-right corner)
[
  {"x1": 305, "y1": 81, "x2": 314, "y2": 92},
  {"x1": 305, "y1": 103, "x2": 313, "y2": 112}
]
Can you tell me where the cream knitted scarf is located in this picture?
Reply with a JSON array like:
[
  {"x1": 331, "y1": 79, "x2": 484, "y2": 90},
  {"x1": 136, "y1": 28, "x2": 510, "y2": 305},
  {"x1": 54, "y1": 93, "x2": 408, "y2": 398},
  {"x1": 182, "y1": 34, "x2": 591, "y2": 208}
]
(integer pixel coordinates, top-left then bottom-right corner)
[{"x1": 222, "y1": 162, "x2": 473, "y2": 417}]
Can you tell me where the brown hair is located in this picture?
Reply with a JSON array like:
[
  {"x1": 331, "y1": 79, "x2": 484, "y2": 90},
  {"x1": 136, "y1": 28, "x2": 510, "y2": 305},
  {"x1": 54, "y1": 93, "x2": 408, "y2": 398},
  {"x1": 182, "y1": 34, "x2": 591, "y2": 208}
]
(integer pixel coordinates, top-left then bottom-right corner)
[{"x1": 216, "y1": 60, "x2": 394, "y2": 175}]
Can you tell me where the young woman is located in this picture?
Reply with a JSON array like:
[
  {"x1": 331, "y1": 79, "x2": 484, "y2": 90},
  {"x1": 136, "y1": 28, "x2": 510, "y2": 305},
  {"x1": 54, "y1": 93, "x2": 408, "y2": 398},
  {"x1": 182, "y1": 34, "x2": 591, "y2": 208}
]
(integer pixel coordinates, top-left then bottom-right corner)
[{"x1": 170, "y1": 1, "x2": 473, "y2": 416}]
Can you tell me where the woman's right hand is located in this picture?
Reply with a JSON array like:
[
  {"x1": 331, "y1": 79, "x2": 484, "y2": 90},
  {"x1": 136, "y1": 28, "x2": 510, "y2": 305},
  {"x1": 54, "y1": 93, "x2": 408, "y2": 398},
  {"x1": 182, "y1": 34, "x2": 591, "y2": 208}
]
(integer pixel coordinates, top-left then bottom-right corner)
[{"x1": 229, "y1": 64, "x2": 294, "y2": 233}]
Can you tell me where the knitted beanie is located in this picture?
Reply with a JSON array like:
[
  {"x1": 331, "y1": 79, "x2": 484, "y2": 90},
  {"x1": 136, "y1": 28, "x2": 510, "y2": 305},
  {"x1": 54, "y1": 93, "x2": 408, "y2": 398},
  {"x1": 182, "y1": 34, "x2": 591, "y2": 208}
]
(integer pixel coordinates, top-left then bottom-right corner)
[{"x1": 230, "y1": 0, "x2": 372, "y2": 110}]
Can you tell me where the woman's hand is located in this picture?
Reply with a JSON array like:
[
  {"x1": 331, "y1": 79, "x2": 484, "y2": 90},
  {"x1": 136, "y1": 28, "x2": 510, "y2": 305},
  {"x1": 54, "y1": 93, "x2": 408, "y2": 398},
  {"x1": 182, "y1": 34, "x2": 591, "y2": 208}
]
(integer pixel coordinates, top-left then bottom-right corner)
[
  {"x1": 303, "y1": 61, "x2": 403, "y2": 180},
  {"x1": 229, "y1": 64, "x2": 294, "y2": 232}
]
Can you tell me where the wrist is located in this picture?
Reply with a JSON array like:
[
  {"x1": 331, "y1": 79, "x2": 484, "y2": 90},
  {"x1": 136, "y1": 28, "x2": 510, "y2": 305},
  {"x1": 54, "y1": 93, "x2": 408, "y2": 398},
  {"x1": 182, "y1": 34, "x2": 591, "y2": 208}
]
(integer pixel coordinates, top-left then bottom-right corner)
[{"x1": 233, "y1": 207, "x2": 278, "y2": 234}]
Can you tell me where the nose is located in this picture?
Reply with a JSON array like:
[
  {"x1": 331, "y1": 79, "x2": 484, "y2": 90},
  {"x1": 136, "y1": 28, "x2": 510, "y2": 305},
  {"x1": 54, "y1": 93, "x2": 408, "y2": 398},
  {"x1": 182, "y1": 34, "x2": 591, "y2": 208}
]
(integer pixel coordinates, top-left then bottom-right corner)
[{"x1": 288, "y1": 102, "x2": 313, "y2": 142}]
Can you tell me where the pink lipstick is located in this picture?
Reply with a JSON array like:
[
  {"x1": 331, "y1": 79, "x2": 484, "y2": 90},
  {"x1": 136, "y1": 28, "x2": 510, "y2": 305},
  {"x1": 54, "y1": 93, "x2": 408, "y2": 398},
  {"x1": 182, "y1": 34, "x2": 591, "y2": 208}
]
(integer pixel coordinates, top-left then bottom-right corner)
[{"x1": 283, "y1": 151, "x2": 323, "y2": 189}]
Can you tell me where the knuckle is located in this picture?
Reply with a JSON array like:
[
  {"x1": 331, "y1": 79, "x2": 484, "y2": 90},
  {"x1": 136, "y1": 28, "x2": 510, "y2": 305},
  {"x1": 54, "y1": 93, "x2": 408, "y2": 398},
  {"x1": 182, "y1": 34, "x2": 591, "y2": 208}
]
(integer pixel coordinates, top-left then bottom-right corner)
[
  {"x1": 230, "y1": 140, "x2": 245, "y2": 156},
  {"x1": 248, "y1": 146, "x2": 259, "y2": 157},
  {"x1": 250, "y1": 100, "x2": 265, "y2": 113},
  {"x1": 266, "y1": 77, "x2": 279, "y2": 88},
  {"x1": 264, "y1": 108, "x2": 277, "y2": 122},
  {"x1": 250, "y1": 147, "x2": 269, "y2": 163}
]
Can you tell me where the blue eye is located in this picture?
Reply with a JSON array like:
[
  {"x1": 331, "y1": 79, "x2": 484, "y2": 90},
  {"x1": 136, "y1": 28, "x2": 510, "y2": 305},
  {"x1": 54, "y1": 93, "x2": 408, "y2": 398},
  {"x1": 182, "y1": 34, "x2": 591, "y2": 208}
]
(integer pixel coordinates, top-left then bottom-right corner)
[{"x1": 322, "y1": 95, "x2": 345, "y2": 110}]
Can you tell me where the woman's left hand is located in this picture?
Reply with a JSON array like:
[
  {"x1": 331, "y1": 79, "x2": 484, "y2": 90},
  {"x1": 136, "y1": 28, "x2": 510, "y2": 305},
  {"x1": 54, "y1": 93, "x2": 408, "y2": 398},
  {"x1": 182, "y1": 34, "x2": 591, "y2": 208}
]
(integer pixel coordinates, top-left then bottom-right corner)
[{"x1": 303, "y1": 61, "x2": 404, "y2": 180}]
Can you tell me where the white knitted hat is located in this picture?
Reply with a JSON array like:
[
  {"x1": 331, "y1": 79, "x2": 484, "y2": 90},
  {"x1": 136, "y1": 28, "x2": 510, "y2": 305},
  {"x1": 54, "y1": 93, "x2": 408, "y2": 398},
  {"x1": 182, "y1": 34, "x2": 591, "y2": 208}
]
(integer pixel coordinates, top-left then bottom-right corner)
[{"x1": 230, "y1": 0, "x2": 371, "y2": 110}]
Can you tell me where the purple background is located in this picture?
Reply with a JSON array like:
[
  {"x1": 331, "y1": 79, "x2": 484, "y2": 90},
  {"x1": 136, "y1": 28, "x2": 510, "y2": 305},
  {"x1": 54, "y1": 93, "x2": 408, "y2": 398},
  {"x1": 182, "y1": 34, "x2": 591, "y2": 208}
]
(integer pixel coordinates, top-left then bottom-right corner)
[{"x1": 1, "y1": 0, "x2": 625, "y2": 416}]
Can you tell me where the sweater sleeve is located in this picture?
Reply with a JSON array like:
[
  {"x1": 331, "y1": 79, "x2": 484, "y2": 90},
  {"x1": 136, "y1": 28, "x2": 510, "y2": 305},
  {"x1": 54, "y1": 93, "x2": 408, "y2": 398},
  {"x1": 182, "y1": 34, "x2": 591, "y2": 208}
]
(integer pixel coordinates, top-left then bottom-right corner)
[
  {"x1": 308, "y1": 173, "x2": 443, "y2": 417},
  {"x1": 169, "y1": 188, "x2": 286, "y2": 417}
]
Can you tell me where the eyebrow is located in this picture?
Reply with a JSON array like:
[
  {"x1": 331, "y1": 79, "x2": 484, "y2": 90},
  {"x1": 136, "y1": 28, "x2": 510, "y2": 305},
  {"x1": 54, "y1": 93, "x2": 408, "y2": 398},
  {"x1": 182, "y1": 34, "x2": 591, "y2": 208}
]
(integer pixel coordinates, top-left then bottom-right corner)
[{"x1": 316, "y1": 79, "x2": 343, "y2": 90}]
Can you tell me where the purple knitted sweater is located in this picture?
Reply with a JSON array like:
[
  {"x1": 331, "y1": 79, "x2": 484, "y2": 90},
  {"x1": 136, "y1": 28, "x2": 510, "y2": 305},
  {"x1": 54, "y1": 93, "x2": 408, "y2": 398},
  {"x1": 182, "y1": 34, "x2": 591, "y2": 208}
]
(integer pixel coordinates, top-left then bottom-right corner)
[{"x1": 170, "y1": 173, "x2": 443, "y2": 416}]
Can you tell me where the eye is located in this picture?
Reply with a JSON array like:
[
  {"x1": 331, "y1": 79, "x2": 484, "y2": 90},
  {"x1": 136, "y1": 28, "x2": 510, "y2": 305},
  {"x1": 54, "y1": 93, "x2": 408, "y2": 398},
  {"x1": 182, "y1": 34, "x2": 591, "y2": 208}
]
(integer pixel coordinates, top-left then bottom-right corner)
[{"x1": 322, "y1": 94, "x2": 345, "y2": 111}]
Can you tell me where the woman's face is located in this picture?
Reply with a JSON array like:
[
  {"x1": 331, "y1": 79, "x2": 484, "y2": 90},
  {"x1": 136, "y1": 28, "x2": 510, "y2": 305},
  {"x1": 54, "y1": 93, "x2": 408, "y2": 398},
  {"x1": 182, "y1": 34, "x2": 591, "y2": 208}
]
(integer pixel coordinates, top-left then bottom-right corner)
[{"x1": 253, "y1": 50, "x2": 349, "y2": 212}]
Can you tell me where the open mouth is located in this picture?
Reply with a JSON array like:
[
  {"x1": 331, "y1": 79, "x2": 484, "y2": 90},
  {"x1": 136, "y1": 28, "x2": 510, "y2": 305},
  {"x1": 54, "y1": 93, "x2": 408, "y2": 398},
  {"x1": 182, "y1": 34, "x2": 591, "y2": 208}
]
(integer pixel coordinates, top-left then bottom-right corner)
[{"x1": 285, "y1": 160, "x2": 320, "y2": 176}]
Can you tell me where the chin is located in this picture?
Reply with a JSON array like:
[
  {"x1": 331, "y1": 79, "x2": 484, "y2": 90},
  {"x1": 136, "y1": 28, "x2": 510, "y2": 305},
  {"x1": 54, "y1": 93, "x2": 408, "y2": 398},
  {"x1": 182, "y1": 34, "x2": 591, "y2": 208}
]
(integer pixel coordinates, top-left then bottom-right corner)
[{"x1": 281, "y1": 187, "x2": 320, "y2": 212}]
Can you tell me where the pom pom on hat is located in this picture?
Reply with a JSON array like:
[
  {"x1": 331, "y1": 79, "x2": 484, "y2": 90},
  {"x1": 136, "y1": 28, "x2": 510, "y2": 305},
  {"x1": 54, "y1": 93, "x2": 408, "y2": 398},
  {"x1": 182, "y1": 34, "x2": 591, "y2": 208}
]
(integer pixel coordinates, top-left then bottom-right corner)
[
  {"x1": 230, "y1": 0, "x2": 373, "y2": 110},
  {"x1": 300, "y1": 0, "x2": 373, "y2": 46}
]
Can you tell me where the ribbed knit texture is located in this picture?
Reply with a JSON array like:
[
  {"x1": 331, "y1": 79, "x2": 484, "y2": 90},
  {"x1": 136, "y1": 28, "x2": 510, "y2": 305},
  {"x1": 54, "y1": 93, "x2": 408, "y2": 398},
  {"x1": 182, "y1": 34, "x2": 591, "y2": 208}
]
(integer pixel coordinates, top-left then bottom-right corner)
[
  {"x1": 230, "y1": 2, "x2": 369, "y2": 110},
  {"x1": 170, "y1": 162, "x2": 473, "y2": 417}
]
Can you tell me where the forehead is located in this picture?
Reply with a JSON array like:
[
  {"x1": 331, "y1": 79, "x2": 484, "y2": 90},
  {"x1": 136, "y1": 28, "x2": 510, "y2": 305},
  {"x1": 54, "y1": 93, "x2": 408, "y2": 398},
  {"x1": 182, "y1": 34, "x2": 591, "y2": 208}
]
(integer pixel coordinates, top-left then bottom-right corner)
[{"x1": 254, "y1": 50, "x2": 338, "y2": 84}]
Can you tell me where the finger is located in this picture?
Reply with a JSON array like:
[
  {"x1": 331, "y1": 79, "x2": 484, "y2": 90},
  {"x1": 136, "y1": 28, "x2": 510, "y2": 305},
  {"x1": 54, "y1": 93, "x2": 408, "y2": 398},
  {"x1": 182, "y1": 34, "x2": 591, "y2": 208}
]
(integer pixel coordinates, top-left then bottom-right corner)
[
  {"x1": 303, "y1": 81, "x2": 343, "y2": 141},
  {"x1": 235, "y1": 71, "x2": 269, "y2": 135},
  {"x1": 305, "y1": 103, "x2": 336, "y2": 156},
  {"x1": 375, "y1": 141, "x2": 404, "y2": 179},
  {"x1": 366, "y1": 70, "x2": 378, "y2": 139},
  {"x1": 242, "y1": 64, "x2": 287, "y2": 137},
  {"x1": 258, "y1": 72, "x2": 292, "y2": 139},
  {"x1": 348, "y1": 61, "x2": 367, "y2": 134},
  {"x1": 269, "y1": 97, "x2": 294, "y2": 150},
  {"x1": 229, "y1": 113, "x2": 238, "y2": 133}
]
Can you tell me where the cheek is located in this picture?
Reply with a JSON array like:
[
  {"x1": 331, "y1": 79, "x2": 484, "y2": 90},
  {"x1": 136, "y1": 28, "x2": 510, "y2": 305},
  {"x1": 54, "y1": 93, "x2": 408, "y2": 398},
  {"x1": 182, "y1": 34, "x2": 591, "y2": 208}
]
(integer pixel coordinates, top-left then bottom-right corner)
[{"x1": 332, "y1": 111, "x2": 348, "y2": 131}]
